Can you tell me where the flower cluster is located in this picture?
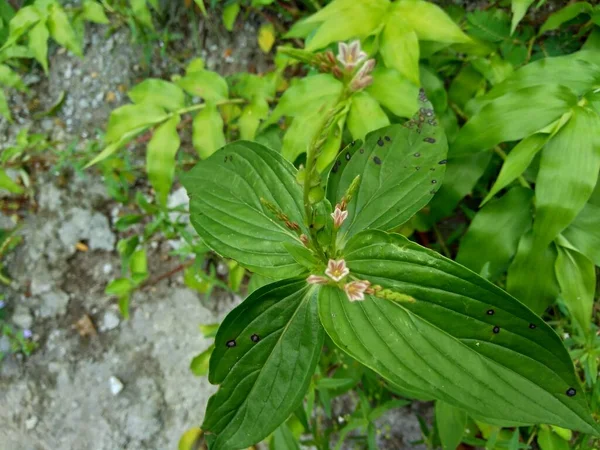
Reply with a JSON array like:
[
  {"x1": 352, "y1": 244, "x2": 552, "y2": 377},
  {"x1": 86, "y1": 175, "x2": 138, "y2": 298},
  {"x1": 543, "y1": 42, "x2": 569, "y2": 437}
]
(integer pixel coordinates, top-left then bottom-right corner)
[
  {"x1": 307, "y1": 259, "x2": 371, "y2": 302},
  {"x1": 337, "y1": 41, "x2": 375, "y2": 91}
]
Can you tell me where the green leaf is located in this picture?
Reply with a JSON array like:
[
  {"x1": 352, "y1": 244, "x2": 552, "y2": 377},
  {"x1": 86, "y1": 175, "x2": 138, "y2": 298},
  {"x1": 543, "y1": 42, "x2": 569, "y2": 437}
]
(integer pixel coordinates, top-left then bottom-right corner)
[
  {"x1": 128, "y1": 79, "x2": 186, "y2": 112},
  {"x1": 258, "y1": 23, "x2": 275, "y2": 53},
  {"x1": 1, "y1": 5, "x2": 40, "y2": 50},
  {"x1": 281, "y1": 112, "x2": 322, "y2": 163},
  {"x1": 436, "y1": 401, "x2": 467, "y2": 450},
  {"x1": 391, "y1": 0, "x2": 471, "y2": 44},
  {"x1": 538, "y1": 426, "x2": 571, "y2": 450},
  {"x1": 28, "y1": 20, "x2": 49, "y2": 73},
  {"x1": 105, "y1": 103, "x2": 168, "y2": 144},
  {"x1": 320, "y1": 229, "x2": 598, "y2": 433},
  {"x1": 457, "y1": 187, "x2": 533, "y2": 281},
  {"x1": 85, "y1": 125, "x2": 148, "y2": 168},
  {"x1": 562, "y1": 203, "x2": 600, "y2": 266},
  {"x1": 105, "y1": 278, "x2": 133, "y2": 296},
  {"x1": 0, "y1": 167, "x2": 23, "y2": 193},
  {"x1": 0, "y1": 89, "x2": 12, "y2": 122},
  {"x1": 511, "y1": 0, "x2": 535, "y2": 34},
  {"x1": 533, "y1": 106, "x2": 600, "y2": 247},
  {"x1": 540, "y1": 3, "x2": 593, "y2": 34},
  {"x1": 47, "y1": 3, "x2": 82, "y2": 57},
  {"x1": 452, "y1": 84, "x2": 578, "y2": 157},
  {"x1": 203, "y1": 280, "x2": 323, "y2": 450},
  {"x1": 482, "y1": 133, "x2": 548, "y2": 205},
  {"x1": 222, "y1": 2, "x2": 240, "y2": 31},
  {"x1": 327, "y1": 93, "x2": 447, "y2": 242},
  {"x1": 555, "y1": 243, "x2": 595, "y2": 336},
  {"x1": 130, "y1": 0, "x2": 153, "y2": 29},
  {"x1": 82, "y1": 0, "x2": 109, "y2": 24},
  {"x1": 507, "y1": 230, "x2": 559, "y2": 314},
  {"x1": 0, "y1": 64, "x2": 25, "y2": 90},
  {"x1": 192, "y1": 103, "x2": 225, "y2": 159},
  {"x1": 182, "y1": 141, "x2": 308, "y2": 279},
  {"x1": 270, "y1": 423, "x2": 301, "y2": 450},
  {"x1": 347, "y1": 91, "x2": 390, "y2": 142},
  {"x1": 147, "y1": 115, "x2": 180, "y2": 206},
  {"x1": 471, "y1": 53, "x2": 513, "y2": 86},
  {"x1": 466, "y1": 9, "x2": 510, "y2": 43},
  {"x1": 367, "y1": 67, "x2": 419, "y2": 118},
  {"x1": 190, "y1": 344, "x2": 214, "y2": 376},
  {"x1": 176, "y1": 70, "x2": 228, "y2": 102},
  {"x1": 302, "y1": 0, "x2": 389, "y2": 51},
  {"x1": 448, "y1": 65, "x2": 486, "y2": 110},
  {"x1": 380, "y1": 18, "x2": 420, "y2": 86},
  {"x1": 239, "y1": 96, "x2": 269, "y2": 141},
  {"x1": 193, "y1": 0, "x2": 207, "y2": 17}
]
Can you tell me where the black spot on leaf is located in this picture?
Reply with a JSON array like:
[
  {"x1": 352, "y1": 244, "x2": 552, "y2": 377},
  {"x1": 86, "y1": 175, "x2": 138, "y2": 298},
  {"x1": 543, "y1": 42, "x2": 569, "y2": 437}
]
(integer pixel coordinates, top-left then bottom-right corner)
[
  {"x1": 487, "y1": 309, "x2": 494, "y2": 315},
  {"x1": 359, "y1": 148, "x2": 365, "y2": 154},
  {"x1": 251, "y1": 334, "x2": 260, "y2": 343},
  {"x1": 373, "y1": 156, "x2": 382, "y2": 165},
  {"x1": 377, "y1": 138, "x2": 384, "y2": 147},
  {"x1": 424, "y1": 137, "x2": 436, "y2": 144},
  {"x1": 438, "y1": 160, "x2": 447, "y2": 165},
  {"x1": 345, "y1": 152, "x2": 351, "y2": 161},
  {"x1": 431, "y1": 180, "x2": 437, "y2": 184},
  {"x1": 415, "y1": 166, "x2": 421, "y2": 171},
  {"x1": 529, "y1": 323, "x2": 536, "y2": 329},
  {"x1": 566, "y1": 388, "x2": 576, "y2": 397},
  {"x1": 224, "y1": 156, "x2": 228, "y2": 163},
  {"x1": 226, "y1": 339, "x2": 236, "y2": 348},
  {"x1": 493, "y1": 326, "x2": 500, "y2": 334},
  {"x1": 385, "y1": 136, "x2": 391, "y2": 141},
  {"x1": 414, "y1": 152, "x2": 421, "y2": 157}
]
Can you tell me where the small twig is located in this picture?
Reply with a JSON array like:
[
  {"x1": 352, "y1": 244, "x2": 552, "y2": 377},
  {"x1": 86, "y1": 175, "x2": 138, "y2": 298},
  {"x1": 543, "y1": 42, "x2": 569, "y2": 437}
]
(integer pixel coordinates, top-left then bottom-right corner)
[{"x1": 140, "y1": 260, "x2": 194, "y2": 290}]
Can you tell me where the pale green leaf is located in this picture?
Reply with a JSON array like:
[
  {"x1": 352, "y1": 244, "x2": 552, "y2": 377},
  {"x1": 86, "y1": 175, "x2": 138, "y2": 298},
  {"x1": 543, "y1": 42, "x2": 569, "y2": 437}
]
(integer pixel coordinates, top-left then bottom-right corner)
[
  {"x1": 511, "y1": 0, "x2": 535, "y2": 34},
  {"x1": 128, "y1": 78, "x2": 186, "y2": 112},
  {"x1": 556, "y1": 242, "x2": 595, "y2": 336},
  {"x1": 452, "y1": 84, "x2": 578, "y2": 157},
  {"x1": 320, "y1": 230, "x2": 598, "y2": 433},
  {"x1": 0, "y1": 64, "x2": 25, "y2": 90},
  {"x1": 380, "y1": 18, "x2": 420, "y2": 86},
  {"x1": 239, "y1": 96, "x2": 269, "y2": 141},
  {"x1": 0, "y1": 167, "x2": 23, "y2": 193},
  {"x1": 203, "y1": 280, "x2": 323, "y2": 450},
  {"x1": 105, "y1": 278, "x2": 133, "y2": 296},
  {"x1": 82, "y1": 0, "x2": 109, "y2": 24},
  {"x1": 271, "y1": 423, "x2": 301, "y2": 450},
  {"x1": 105, "y1": 103, "x2": 168, "y2": 143},
  {"x1": 327, "y1": 94, "x2": 447, "y2": 242},
  {"x1": 436, "y1": 401, "x2": 467, "y2": 450},
  {"x1": 347, "y1": 91, "x2": 390, "y2": 142},
  {"x1": 538, "y1": 426, "x2": 571, "y2": 450},
  {"x1": 281, "y1": 113, "x2": 322, "y2": 164},
  {"x1": 28, "y1": 20, "x2": 49, "y2": 73},
  {"x1": 457, "y1": 187, "x2": 533, "y2": 281},
  {"x1": 193, "y1": 0, "x2": 207, "y2": 17},
  {"x1": 1, "y1": 5, "x2": 40, "y2": 50},
  {"x1": 258, "y1": 23, "x2": 275, "y2": 53},
  {"x1": 176, "y1": 70, "x2": 228, "y2": 103},
  {"x1": 147, "y1": 115, "x2": 180, "y2": 205},
  {"x1": 190, "y1": 344, "x2": 214, "y2": 376},
  {"x1": 47, "y1": 3, "x2": 82, "y2": 56},
  {"x1": 482, "y1": 133, "x2": 548, "y2": 205},
  {"x1": 181, "y1": 141, "x2": 308, "y2": 278},
  {"x1": 192, "y1": 103, "x2": 225, "y2": 159},
  {"x1": 315, "y1": 114, "x2": 345, "y2": 173},
  {"x1": 471, "y1": 53, "x2": 513, "y2": 86},
  {"x1": 222, "y1": 2, "x2": 240, "y2": 31},
  {"x1": 0, "y1": 88, "x2": 12, "y2": 122},
  {"x1": 533, "y1": 106, "x2": 600, "y2": 247},
  {"x1": 540, "y1": 3, "x2": 593, "y2": 34},
  {"x1": 130, "y1": 0, "x2": 153, "y2": 30},
  {"x1": 562, "y1": 203, "x2": 600, "y2": 266},
  {"x1": 391, "y1": 0, "x2": 471, "y2": 44},
  {"x1": 366, "y1": 67, "x2": 419, "y2": 118},
  {"x1": 85, "y1": 126, "x2": 148, "y2": 168}
]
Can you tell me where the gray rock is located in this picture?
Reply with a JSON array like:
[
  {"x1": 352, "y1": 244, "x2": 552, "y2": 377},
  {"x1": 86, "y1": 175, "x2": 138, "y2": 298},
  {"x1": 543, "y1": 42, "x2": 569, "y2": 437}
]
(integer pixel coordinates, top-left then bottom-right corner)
[
  {"x1": 11, "y1": 305, "x2": 33, "y2": 329},
  {"x1": 89, "y1": 213, "x2": 115, "y2": 251},
  {"x1": 109, "y1": 376, "x2": 124, "y2": 396},
  {"x1": 100, "y1": 311, "x2": 120, "y2": 332},
  {"x1": 25, "y1": 416, "x2": 38, "y2": 430},
  {"x1": 38, "y1": 290, "x2": 70, "y2": 318}
]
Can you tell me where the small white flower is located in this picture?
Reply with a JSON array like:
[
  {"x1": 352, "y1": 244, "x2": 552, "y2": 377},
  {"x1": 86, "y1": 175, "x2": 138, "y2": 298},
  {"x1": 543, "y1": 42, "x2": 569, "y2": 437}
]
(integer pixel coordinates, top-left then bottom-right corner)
[
  {"x1": 337, "y1": 40, "x2": 367, "y2": 70},
  {"x1": 350, "y1": 58, "x2": 376, "y2": 91},
  {"x1": 344, "y1": 280, "x2": 371, "y2": 302},
  {"x1": 307, "y1": 275, "x2": 329, "y2": 285},
  {"x1": 325, "y1": 259, "x2": 350, "y2": 282},
  {"x1": 331, "y1": 204, "x2": 348, "y2": 228}
]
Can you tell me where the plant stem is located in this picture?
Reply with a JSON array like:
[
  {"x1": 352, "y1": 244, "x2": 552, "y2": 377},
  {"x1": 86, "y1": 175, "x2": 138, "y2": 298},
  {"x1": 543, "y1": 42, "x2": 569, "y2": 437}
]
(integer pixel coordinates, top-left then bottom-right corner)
[
  {"x1": 432, "y1": 224, "x2": 451, "y2": 258},
  {"x1": 172, "y1": 98, "x2": 246, "y2": 117}
]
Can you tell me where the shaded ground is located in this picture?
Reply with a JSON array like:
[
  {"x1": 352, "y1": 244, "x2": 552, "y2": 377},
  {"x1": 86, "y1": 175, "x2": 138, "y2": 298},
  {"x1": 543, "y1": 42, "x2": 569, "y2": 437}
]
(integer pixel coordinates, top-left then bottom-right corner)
[{"x1": 0, "y1": 11, "x2": 429, "y2": 450}]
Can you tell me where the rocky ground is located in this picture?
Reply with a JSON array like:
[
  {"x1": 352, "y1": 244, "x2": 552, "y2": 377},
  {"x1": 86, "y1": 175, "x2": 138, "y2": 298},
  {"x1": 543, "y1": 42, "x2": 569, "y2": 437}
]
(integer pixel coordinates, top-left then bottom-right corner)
[{"x1": 0, "y1": 11, "x2": 429, "y2": 450}]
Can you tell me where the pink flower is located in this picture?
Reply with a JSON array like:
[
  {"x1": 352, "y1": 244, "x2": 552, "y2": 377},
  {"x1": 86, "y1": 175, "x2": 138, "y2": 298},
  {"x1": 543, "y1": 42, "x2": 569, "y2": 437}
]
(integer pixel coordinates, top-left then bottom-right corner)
[
  {"x1": 344, "y1": 280, "x2": 371, "y2": 302},
  {"x1": 350, "y1": 58, "x2": 376, "y2": 91},
  {"x1": 331, "y1": 205, "x2": 348, "y2": 228},
  {"x1": 337, "y1": 40, "x2": 367, "y2": 70},
  {"x1": 325, "y1": 259, "x2": 349, "y2": 282},
  {"x1": 307, "y1": 275, "x2": 329, "y2": 285}
]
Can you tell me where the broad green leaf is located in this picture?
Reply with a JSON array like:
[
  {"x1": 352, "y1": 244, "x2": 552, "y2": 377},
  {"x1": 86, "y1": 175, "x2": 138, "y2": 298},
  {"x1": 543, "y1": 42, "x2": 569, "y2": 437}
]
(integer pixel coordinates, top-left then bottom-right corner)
[
  {"x1": 128, "y1": 79, "x2": 186, "y2": 112},
  {"x1": 482, "y1": 133, "x2": 548, "y2": 205},
  {"x1": 391, "y1": 0, "x2": 471, "y2": 44},
  {"x1": 105, "y1": 103, "x2": 168, "y2": 143},
  {"x1": 82, "y1": 0, "x2": 109, "y2": 24},
  {"x1": 448, "y1": 65, "x2": 486, "y2": 110},
  {"x1": 47, "y1": 3, "x2": 82, "y2": 56},
  {"x1": 222, "y1": 2, "x2": 240, "y2": 31},
  {"x1": 182, "y1": 141, "x2": 308, "y2": 278},
  {"x1": 452, "y1": 84, "x2": 577, "y2": 157},
  {"x1": 457, "y1": 187, "x2": 533, "y2": 281},
  {"x1": 0, "y1": 167, "x2": 23, "y2": 193},
  {"x1": 130, "y1": 0, "x2": 153, "y2": 29},
  {"x1": 266, "y1": 74, "x2": 342, "y2": 126},
  {"x1": 177, "y1": 70, "x2": 228, "y2": 103},
  {"x1": 562, "y1": 203, "x2": 600, "y2": 266},
  {"x1": 0, "y1": 89, "x2": 11, "y2": 122},
  {"x1": 533, "y1": 106, "x2": 600, "y2": 247},
  {"x1": 302, "y1": 0, "x2": 389, "y2": 51},
  {"x1": 436, "y1": 401, "x2": 467, "y2": 450},
  {"x1": 540, "y1": 3, "x2": 593, "y2": 34},
  {"x1": 466, "y1": 9, "x2": 510, "y2": 43},
  {"x1": 1, "y1": 5, "x2": 40, "y2": 49},
  {"x1": 192, "y1": 103, "x2": 225, "y2": 159},
  {"x1": 28, "y1": 20, "x2": 49, "y2": 73},
  {"x1": 320, "y1": 229, "x2": 598, "y2": 433},
  {"x1": 0, "y1": 64, "x2": 25, "y2": 90},
  {"x1": 471, "y1": 53, "x2": 513, "y2": 86},
  {"x1": 147, "y1": 115, "x2": 180, "y2": 205},
  {"x1": 238, "y1": 96, "x2": 269, "y2": 141},
  {"x1": 510, "y1": 0, "x2": 535, "y2": 34},
  {"x1": 281, "y1": 113, "x2": 322, "y2": 163},
  {"x1": 555, "y1": 243, "x2": 595, "y2": 336},
  {"x1": 507, "y1": 231, "x2": 559, "y2": 314},
  {"x1": 537, "y1": 426, "x2": 571, "y2": 450},
  {"x1": 347, "y1": 91, "x2": 390, "y2": 142},
  {"x1": 380, "y1": 18, "x2": 420, "y2": 86},
  {"x1": 204, "y1": 280, "x2": 323, "y2": 450},
  {"x1": 327, "y1": 93, "x2": 447, "y2": 242},
  {"x1": 366, "y1": 67, "x2": 419, "y2": 118},
  {"x1": 270, "y1": 423, "x2": 301, "y2": 450}
]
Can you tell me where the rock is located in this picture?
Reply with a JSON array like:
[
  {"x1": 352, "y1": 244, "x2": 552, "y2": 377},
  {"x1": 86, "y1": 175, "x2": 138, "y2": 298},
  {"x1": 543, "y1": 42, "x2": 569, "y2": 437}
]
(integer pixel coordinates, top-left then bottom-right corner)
[
  {"x1": 167, "y1": 187, "x2": 190, "y2": 223},
  {"x1": 38, "y1": 290, "x2": 70, "y2": 318},
  {"x1": 58, "y1": 208, "x2": 115, "y2": 253},
  {"x1": 100, "y1": 311, "x2": 120, "y2": 332},
  {"x1": 88, "y1": 213, "x2": 115, "y2": 251},
  {"x1": 11, "y1": 305, "x2": 33, "y2": 329},
  {"x1": 25, "y1": 416, "x2": 38, "y2": 430},
  {"x1": 109, "y1": 376, "x2": 124, "y2": 396}
]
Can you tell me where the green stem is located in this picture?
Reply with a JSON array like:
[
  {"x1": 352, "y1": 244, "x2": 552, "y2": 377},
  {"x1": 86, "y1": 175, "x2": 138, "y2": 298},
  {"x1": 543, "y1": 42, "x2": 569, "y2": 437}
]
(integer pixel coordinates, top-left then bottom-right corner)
[
  {"x1": 493, "y1": 146, "x2": 530, "y2": 188},
  {"x1": 172, "y1": 98, "x2": 246, "y2": 117},
  {"x1": 432, "y1": 224, "x2": 451, "y2": 258}
]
